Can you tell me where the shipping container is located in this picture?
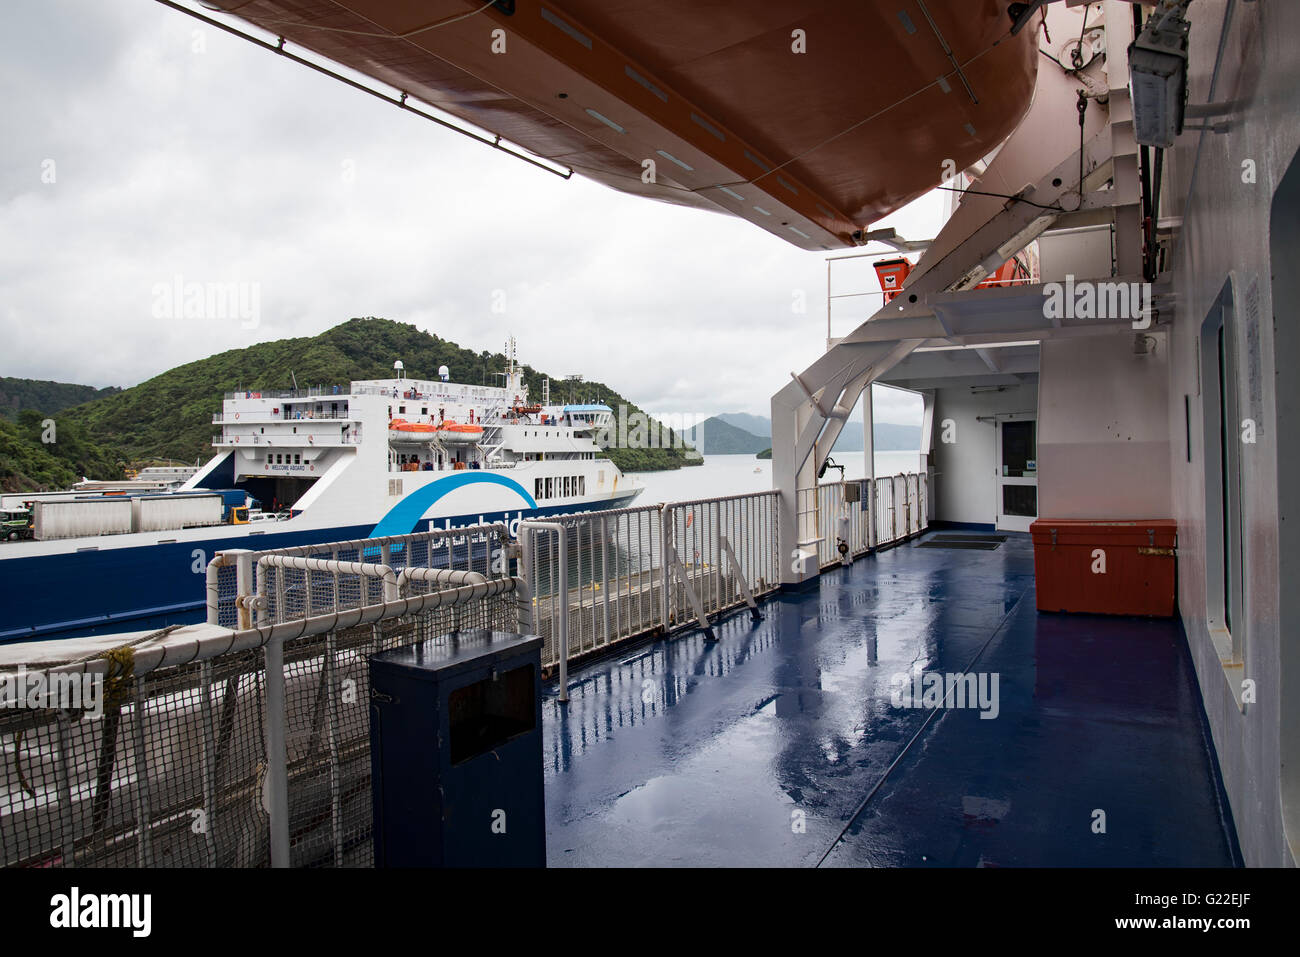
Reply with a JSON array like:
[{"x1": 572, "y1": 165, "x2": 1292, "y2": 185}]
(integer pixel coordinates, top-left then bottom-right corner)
[
  {"x1": 131, "y1": 494, "x2": 224, "y2": 532},
  {"x1": 31, "y1": 499, "x2": 133, "y2": 541}
]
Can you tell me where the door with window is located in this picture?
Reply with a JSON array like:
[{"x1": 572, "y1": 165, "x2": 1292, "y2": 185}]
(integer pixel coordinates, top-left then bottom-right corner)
[{"x1": 996, "y1": 419, "x2": 1038, "y2": 532}]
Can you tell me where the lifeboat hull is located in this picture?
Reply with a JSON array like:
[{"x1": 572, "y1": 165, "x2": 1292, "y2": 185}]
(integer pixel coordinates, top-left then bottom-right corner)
[{"x1": 202, "y1": 0, "x2": 1039, "y2": 251}]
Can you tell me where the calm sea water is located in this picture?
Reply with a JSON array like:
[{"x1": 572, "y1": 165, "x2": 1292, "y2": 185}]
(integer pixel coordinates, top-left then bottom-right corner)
[{"x1": 631, "y1": 451, "x2": 922, "y2": 506}]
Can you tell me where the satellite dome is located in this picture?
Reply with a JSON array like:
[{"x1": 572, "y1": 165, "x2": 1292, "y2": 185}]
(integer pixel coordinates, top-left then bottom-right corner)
[{"x1": 438, "y1": 365, "x2": 450, "y2": 382}]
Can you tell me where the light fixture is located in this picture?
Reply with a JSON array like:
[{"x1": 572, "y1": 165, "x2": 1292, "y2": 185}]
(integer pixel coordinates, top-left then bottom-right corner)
[{"x1": 1129, "y1": 2, "x2": 1192, "y2": 148}]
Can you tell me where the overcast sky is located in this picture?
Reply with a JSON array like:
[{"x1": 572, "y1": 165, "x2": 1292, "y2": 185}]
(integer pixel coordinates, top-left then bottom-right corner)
[{"x1": 1, "y1": 0, "x2": 940, "y2": 425}]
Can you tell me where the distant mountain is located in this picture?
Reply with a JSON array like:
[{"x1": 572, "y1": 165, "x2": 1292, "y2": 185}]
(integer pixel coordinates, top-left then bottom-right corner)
[
  {"x1": 711, "y1": 412, "x2": 921, "y2": 453},
  {"x1": 0, "y1": 377, "x2": 121, "y2": 421},
  {"x1": 683, "y1": 416, "x2": 768, "y2": 454},
  {"x1": 715, "y1": 412, "x2": 771, "y2": 438},
  {"x1": 870, "y1": 422, "x2": 923, "y2": 451}
]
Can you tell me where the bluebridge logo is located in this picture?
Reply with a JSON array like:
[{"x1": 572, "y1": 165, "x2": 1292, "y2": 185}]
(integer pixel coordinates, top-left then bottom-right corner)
[{"x1": 369, "y1": 472, "x2": 538, "y2": 538}]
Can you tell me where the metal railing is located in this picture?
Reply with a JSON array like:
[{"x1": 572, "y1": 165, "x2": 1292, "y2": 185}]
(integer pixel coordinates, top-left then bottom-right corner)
[
  {"x1": 213, "y1": 433, "x2": 363, "y2": 448},
  {"x1": 799, "y1": 474, "x2": 929, "y2": 570},
  {"x1": 0, "y1": 524, "x2": 525, "y2": 869},
  {"x1": 222, "y1": 388, "x2": 348, "y2": 400},
  {"x1": 520, "y1": 476, "x2": 926, "y2": 674},
  {"x1": 519, "y1": 491, "x2": 782, "y2": 674},
  {"x1": 213, "y1": 411, "x2": 354, "y2": 423},
  {"x1": 0, "y1": 477, "x2": 926, "y2": 869}
]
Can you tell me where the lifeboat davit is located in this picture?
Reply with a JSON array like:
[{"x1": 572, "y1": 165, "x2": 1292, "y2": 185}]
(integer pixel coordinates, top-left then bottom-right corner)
[{"x1": 437, "y1": 420, "x2": 483, "y2": 445}]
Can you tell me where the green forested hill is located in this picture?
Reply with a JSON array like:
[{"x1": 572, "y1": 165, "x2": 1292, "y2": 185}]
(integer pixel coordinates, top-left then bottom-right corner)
[
  {"x1": 0, "y1": 377, "x2": 121, "y2": 421},
  {"x1": 0, "y1": 411, "x2": 128, "y2": 492},
  {"x1": 15, "y1": 318, "x2": 693, "y2": 485}
]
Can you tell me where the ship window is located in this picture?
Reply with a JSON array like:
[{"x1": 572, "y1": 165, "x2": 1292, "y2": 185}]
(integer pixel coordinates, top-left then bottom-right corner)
[
  {"x1": 544, "y1": 478, "x2": 553, "y2": 498},
  {"x1": 294, "y1": 454, "x2": 301, "y2": 465},
  {"x1": 399, "y1": 406, "x2": 406, "y2": 414},
  {"x1": 535, "y1": 478, "x2": 543, "y2": 499},
  {"x1": 578, "y1": 476, "x2": 585, "y2": 495},
  {"x1": 265, "y1": 456, "x2": 271, "y2": 466},
  {"x1": 1200, "y1": 280, "x2": 1244, "y2": 663}
]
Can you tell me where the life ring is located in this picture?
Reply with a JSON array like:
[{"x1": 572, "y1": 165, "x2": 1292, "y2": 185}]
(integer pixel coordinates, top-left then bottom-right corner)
[
  {"x1": 234, "y1": 412, "x2": 240, "y2": 419},
  {"x1": 234, "y1": 435, "x2": 239, "y2": 443},
  {"x1": 308, "y1": 435, "x2": 314, "y2": 445}
]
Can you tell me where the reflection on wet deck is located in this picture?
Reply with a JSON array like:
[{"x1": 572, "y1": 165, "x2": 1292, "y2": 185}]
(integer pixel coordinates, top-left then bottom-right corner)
[{"x1": 542, "y1": 533, "x2": 1240, "y2": 867}]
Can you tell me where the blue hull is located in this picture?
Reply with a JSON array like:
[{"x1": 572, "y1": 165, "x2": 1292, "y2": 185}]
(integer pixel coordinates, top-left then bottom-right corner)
[{"x1": 0, "y1": 500, "x2": 625, "y2": 644}]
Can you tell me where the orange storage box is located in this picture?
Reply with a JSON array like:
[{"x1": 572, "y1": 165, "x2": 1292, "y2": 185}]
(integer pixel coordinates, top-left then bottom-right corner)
[{"x1": 1030, "y1": 519, "x2": 1177, "y2": 617}]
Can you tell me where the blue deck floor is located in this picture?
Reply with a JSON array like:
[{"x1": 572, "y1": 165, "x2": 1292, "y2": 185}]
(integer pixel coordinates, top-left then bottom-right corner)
[{"x1": 540, "y1": 531, "x2": 1239, "y2": 867}]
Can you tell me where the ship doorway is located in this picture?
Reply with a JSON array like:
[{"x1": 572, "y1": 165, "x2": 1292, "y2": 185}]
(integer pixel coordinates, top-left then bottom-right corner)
[
  {"x1": 238, "y1": 475, "x2": 316, "y2": 513},
  {"x1": 995, "y1": 419, "x2": 1037, "y2": 532}
]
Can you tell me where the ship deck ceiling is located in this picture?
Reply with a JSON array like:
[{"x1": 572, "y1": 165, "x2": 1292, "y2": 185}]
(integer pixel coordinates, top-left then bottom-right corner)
[
  {"x1": 204, "y1": 0, "x2": 1038, "y2": 250},
  {"x1": 542, "y1": 532, "x2": 1240, "y2": 866}
]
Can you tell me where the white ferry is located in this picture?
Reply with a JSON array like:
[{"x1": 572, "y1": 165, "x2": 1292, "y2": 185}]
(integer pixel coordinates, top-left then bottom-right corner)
[{"x1": 0, "y1": 341, "x2": 640, "y2": 642}]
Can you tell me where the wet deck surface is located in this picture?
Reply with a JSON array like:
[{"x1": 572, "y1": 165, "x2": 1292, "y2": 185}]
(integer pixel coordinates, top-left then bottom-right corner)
[{"x1": 541, "y1": 531, "x2": 1239, "y2": 867}]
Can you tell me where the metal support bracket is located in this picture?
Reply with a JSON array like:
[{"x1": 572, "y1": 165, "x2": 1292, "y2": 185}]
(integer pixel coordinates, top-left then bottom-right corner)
[{"x1": 719, "y1": 535, "x2": 763, "y2": 621}]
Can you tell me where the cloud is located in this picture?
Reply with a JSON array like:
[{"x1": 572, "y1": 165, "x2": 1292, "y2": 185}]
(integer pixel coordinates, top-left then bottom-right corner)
[{"x1": 1, "y1": 0, "x2": 940, "y2": 426}]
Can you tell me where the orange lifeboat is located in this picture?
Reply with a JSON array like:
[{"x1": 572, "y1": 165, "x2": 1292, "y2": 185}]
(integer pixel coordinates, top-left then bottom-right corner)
[
  {"x1": 388, "y1": 418, "x2": 437, "y2": 439},
  {"x1": 437, "y1": 420, "x2": 484, "y2": 445}
]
